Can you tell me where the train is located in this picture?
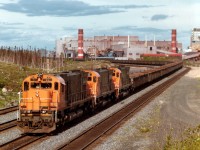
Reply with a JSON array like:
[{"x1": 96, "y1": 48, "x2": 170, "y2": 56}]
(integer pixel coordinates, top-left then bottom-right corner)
[{"x1": 17, "y1": 61, "x2": 183, "y2": 133}]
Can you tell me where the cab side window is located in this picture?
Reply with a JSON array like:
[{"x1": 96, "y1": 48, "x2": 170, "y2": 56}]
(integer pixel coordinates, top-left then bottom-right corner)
[
  {"x1": 24, "y1": 82, "x2": 29, "y2": 91},
  {"x1": 93, "y1": 76, "x2": 97, "y2": 82},
  {"x1": 88, "y1": 77, "x2": 92, "y2": 81},
  {"x1": 54, "y1": 82, "x2": 58, "y2": 90},
  {"x1": 116, "y1": 72, "x2": 120, "y2": 77}
]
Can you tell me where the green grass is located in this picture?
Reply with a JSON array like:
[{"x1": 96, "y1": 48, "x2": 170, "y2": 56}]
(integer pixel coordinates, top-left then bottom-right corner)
[
  {"x1": 142, "y1": 56, "x2": 181, "y2": 62},
  {"x1": 0, "y1": 62, "x2": 41, "y2": 107},
  {"x1": 164, "y1": 125, "x2": 200, "y2": 150},
  {"x1": 61, "y1": 60, "x2": 112, "y2": 71}
]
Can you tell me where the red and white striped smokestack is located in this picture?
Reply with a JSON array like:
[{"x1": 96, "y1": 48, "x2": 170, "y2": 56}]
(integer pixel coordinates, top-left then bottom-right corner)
[
  {"x1": 171, "y1": 29, "x2": 177, "y2": 53},
  {"x1": 78, "y1": 29, "x2": 84, "y2": 59}
]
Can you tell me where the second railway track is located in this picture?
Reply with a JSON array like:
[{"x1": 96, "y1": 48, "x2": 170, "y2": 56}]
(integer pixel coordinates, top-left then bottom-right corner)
[
  {"x1": 0, "y1": 119, "x2": 17, "y2": 132},
  {"x1": 57, "y1": 67, "x2": 190, "y2": 150},
  {"x1": 0, "y1": 134, "x2": 47, "y2": 150},
  {"x1": 0, "y1": 106, "x2": 18, "y2": 115}
]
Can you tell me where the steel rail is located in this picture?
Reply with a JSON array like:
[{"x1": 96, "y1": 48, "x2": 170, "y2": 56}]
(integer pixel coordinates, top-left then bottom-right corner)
[
  {"x1": 0, "y1": 119, "x2": 17, "y2": 132},
  {"x1": 0, "y1": 106, "x2": 18, "y2": 115},
  {"x1": 0, "y1": 134, "x2": 46, "y2": 150}
]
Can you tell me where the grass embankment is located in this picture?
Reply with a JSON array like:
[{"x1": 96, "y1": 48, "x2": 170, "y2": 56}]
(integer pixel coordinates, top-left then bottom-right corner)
[
  {"x1": 0, "y1": 63, "x2": 41, "y2": 107},
  {"x1": 164, "y1": 126, "x2": 200, "y2": 150},
  {"x1": 0, "y1": 60, "x2": 111, "y2": 108},
  {"x1": 183, "y1": 60, "x2": 200, "y2": 67},
  {"x1": 142, "y1": 56, "x2": 181, "y2": 62}
]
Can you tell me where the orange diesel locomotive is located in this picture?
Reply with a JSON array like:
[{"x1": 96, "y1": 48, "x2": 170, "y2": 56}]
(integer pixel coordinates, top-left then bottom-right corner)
[{"x1": 17, "y1": 67, "x2": 131, "y2": 133}]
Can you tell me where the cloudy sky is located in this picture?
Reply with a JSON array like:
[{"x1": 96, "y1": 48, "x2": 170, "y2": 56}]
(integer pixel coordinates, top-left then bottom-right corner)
[{"x1": 0, "y1": 0, "x2": 199, "y2": 50}]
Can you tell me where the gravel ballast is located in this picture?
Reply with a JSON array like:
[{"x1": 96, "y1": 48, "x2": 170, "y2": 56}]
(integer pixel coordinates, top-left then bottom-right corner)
[
  {"x1": 0, "y1": 111, "x2": 17, "y2": 124},
  {"x1": 0, "y1": 128, "x2": 22, "y2": 145}
]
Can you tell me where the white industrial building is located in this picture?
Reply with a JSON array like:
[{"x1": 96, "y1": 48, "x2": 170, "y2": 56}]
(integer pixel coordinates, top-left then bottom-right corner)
[{"x1": 56, "y1": 30, "x2": 182, "y2": 60}]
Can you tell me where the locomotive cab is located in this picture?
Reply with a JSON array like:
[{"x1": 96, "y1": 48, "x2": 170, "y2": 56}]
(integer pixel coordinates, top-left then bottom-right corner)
[
  {"x1": 109, "y1": 68, "x2": 121, "y2": 98},
  {"x1": 83, "y1": 70, "x2": 100, "y2": 106},
  {"x1": 17, "y1": 73, "x2": 66, "y2": 133}
]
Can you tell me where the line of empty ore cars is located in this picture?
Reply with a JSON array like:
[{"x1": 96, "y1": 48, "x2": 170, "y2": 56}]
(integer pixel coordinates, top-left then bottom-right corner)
[{"x1": 17, "y1": 61, "x2": 183, "y2": 133}]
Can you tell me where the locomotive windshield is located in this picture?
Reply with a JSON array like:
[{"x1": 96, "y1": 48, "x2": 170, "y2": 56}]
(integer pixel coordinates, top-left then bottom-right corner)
[
  {"x1": 24, "y1": 82, "x2": 29, "y2": 91},
  {"x1": 31, "y1": 82, "x2": 52, "y2": 89}
]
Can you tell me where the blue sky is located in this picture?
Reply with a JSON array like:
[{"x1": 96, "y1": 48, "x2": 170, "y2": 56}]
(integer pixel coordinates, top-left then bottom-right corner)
[{"x1": 0, "y1": 0, "x2": 199, "y2": 50}]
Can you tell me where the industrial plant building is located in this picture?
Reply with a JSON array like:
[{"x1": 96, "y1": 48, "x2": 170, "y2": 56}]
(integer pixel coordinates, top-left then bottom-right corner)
[
  {"x1": 191, "y1": 28, "x2": 200, "y2": 51},
  {"x1": 56, "y1": 29, "x2": 182, "y2": 60}
]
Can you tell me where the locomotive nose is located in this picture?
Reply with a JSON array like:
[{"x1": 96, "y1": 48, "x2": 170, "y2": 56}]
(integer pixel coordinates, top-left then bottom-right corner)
[{"x1": 21, "y1": 89, "x2": 52, "y2": 111}]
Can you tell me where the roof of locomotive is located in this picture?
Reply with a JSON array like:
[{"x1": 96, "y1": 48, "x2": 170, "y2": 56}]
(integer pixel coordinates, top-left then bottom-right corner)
[
  {"x1": 84, "y1": 70, "x2": 100, "y2": 77},
  {"x1": 23, "y1": 73, "x2": 65, "y2": 85}
]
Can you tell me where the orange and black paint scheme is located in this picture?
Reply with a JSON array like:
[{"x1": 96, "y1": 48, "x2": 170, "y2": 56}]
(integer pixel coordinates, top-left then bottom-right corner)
[
  {"x1": 109, "y1": 68, "x2": 121, "y2": 98},
  {"x1": 17, "y1": 68, "x2": 125, "y2": 133},
  {"x1": 17, "y1": 73, "x2": 66, "y2": 133},
  {"x1": 83, "y1": 70, "x2": 100, "y2": 106},
  {"x1": 17, "y1": 62, "x2": 182, "y2": 134}
]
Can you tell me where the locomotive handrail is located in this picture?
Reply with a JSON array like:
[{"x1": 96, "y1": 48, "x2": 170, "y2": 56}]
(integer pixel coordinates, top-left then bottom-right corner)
[
  {"x1": 20, "y1": 97, "x2": 59, "y2": 109},
  {"x1": 39, "y1": 98, "x2": 52, "y2": 100},
  {"x1": 21, "y1": 98, "x2": 33, "y2": 100},
  {"x1": 17, "y1": 92, "x2": 21, "y2": 120}
]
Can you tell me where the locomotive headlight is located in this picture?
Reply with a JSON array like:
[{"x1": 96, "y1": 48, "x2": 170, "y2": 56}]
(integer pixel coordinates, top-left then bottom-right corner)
[
  {"x1": 35, "y1": 91, "x2": 39, "y2": 97},
  {"x1": 41, "y1": 110, "x2": 47, "y2": 114}
]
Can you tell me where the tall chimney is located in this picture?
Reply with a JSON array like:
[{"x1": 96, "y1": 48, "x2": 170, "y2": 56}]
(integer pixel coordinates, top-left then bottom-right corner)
[
  {"x1": 128, "y1": 35, "x2": 130, "y2": 48},
  {"x1": 78, "y1": 29, "x2": 84, "y2": 59},
  {"x1": 171, "y1": 29, "x2": 177, "y2": 53},
  {"x1": 145, "y1": 35, "x2": 147, "y2": 47}
]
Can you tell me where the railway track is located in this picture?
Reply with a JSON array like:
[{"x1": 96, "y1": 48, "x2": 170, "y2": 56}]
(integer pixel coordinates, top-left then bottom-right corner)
[
  {"x1": 0, "y1": 106, "x2": 18, "y2": 115},
  {"x1": 0, "y1": 134, "x2": 46, "y2": 150},
  {"x1": 0, "y1": 119, "x2": 17, "y2": 132},
  {"x1": 110, "y1": 60, "x2": 171, "y2": 66},
  {"x1": 57, "y1": 67, "x2": 190, "y2": 150}
]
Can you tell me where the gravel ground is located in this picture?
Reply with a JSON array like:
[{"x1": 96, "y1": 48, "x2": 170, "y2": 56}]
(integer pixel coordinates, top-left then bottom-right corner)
[
  {"x1": 0, "y1": 128, "x2": 22, "y2": 145},
  {"x1": 21, "y1": 68, "x2": 182, "y2": 150},
  {"x1": 0, "y1": 110, "x2": 20, "y2": 146},
  {"x1": 94, "y1": 67, "x2": 200, "y2": 150},
  {"x1": 0, "y1": 111, "x2": 17, "y2": 124}
]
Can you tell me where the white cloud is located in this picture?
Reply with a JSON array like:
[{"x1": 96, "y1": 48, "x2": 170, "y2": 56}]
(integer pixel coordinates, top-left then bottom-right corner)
[{"x1": 0, "y1": 0, "x2": 199, "y2": 49}]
